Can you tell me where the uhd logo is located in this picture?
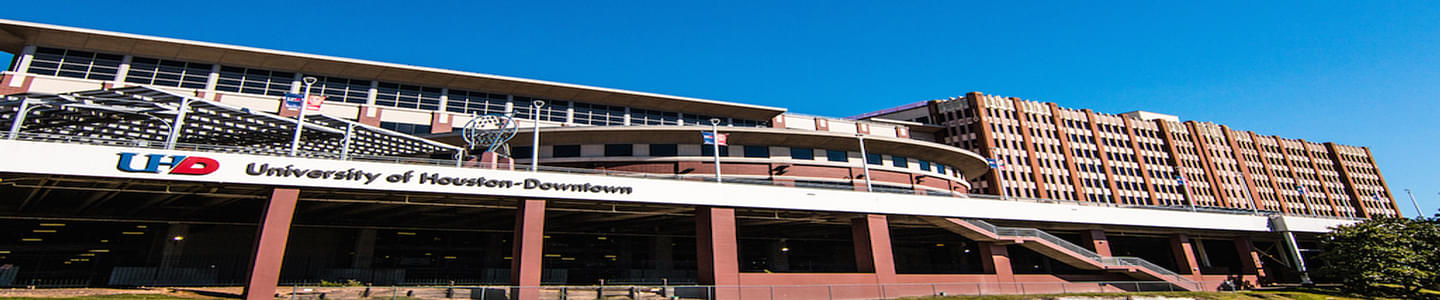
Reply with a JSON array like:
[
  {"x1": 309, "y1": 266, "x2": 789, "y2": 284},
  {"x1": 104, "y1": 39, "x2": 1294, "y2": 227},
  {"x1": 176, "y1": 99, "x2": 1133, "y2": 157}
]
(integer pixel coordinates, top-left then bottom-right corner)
[{"x1": 116, "y1": 152, "x2": 219, "y2": 175}]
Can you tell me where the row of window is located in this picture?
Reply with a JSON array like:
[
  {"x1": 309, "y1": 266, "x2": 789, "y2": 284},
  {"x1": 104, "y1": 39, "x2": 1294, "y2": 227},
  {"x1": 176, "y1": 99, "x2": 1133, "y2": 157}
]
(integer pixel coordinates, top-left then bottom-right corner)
[
  {"x1": 510, "y1": 144, "x2": 960, "y2": 177},
  {"x1": 22, "y1": 47, "x2": 770, "y2": 127}
]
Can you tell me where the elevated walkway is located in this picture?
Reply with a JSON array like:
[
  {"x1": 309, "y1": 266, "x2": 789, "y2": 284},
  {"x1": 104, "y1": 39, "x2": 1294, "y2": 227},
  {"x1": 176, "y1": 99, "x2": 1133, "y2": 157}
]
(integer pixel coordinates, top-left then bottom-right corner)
[{"x1": 921, "y1": 217, "x2": 1201, "y2": 291}]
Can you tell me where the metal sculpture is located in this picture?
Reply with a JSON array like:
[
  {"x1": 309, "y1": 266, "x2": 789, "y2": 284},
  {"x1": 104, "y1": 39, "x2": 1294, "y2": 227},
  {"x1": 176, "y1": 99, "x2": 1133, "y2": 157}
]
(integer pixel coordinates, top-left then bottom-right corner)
[{"x1": 460, "y1": 113, "x2": 519, "y2": 157}]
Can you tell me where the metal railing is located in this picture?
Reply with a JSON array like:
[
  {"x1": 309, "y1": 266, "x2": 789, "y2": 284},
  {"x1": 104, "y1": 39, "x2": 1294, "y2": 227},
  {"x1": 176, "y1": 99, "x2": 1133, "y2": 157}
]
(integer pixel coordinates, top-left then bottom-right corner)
[
  {"x1": 962, "y1": 218, "x2": 1198, "y2": 289},
  {"x1": 274, "y1": 280, "x2": 1243, "y2": 300},
  {"x1": 0, "y1": 131, "x2": 1367, "y2": 221}
]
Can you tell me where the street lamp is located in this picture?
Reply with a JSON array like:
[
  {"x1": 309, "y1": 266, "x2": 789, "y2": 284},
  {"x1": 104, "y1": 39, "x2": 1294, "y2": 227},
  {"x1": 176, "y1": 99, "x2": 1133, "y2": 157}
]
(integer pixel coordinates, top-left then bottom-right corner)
[
  {"x1": 1405, "y1": 189, "x2": 1423, "y2": 219},
  {"x1": 530, "y1": 100, "x2": 545, "y2": 172},
  {"x1": 856, "y1": 134, "x2": 873, "y2": 192},
  {"x1": 289, "y1": 76, "x2": 318, "y2": 156},
  {"x1": 710, "y1": 118, "x2": 722, "y2": 183}
]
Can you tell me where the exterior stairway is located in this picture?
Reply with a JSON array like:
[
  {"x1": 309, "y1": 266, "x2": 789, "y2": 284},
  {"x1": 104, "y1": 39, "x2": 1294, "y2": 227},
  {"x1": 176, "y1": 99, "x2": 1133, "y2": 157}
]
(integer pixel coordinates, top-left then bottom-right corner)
[{"x1": 920, "y1": 217, "x2": 1201, "y2": 291}]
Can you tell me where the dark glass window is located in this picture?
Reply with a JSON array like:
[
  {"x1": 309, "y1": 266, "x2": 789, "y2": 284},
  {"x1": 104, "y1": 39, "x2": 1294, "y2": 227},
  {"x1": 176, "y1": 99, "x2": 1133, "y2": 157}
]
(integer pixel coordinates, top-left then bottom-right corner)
[
  {"x1": 378, "y1": 122, "x2": 433, "y2": 135},
  {"x1": 826, "y1": 150, "x2": 848, "y2": 162},
  {"x1": 649, "y1": 144, "x2": 678, "y2": 156},
  {"x1": 790, "y1": 147, "x2": 814, "y2": 160},
  {"x1": 604, "y1": 144, "x2": 633, "y2": 157},
  {"x1": 866, "y1": 153, "x2": 883, "y2": 165},
  {"x1": 701, "y1": 145, "x2": 729, "y2": 156},
  {"x1": 125, "y1": 57, "x2": 211, "y2": 88},
  {"x1": 446, "y1": 90, "x2": 509, "y2": 115},
  {"x1": 512, "y1": 146, "x2": 533, "y2": 159},
  {"x1": 26, "y1": 47, "x2": 122, "y2": 81},
  {"x1": 743, "y1": 146, "x2": 769, "y2": 158},
  {"x1": 216, "y1": 66, "x2": 294, "y2": 96},
  {"x1": 552, "y1": 145, "x2": 581, "y2": 158},
  {"x1": 918, "y1": 160, "x2": 931, "y2": 171},
  {"x1": 892, "y1": 156, "x2": 908, "y2": 168}
]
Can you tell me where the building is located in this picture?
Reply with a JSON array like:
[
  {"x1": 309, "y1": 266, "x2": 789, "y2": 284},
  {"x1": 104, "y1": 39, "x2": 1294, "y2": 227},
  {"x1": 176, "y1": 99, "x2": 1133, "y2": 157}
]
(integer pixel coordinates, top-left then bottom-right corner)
[
  {"x1": 0, "y1": 19, "x2": 1376, "y2": 300},
  {"x1": 855, "y1": 94, "x2": 1400, "y2": 219}
]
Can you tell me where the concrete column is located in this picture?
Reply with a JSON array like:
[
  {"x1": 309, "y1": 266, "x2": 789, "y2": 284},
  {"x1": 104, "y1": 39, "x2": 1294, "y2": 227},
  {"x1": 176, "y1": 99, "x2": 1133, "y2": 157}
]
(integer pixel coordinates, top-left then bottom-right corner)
[
  {"x1": 204, "y1": 64, "x2": 221, "y2": 91},
  {"x1": 1234, "y1": 237, "x2": 1266, "y2": 286},
  {"x1": 366, "y1": 80, "x2": 378, "y2": 105},
  {"x1": 159, "y1": 224, "x2": 190, "y2": 268},
  {"x1": 351, "y1": 229, "x2": 376, "y2": 269},
  {"x1": 510, "y1": 199, "x2": 547, "y2": 300},
  {"x1": 114, "y1": 55, "x2": 132, "y2": 86},
  {"x1": 242, "y1": 188, "x2": 300, "y2": 300},
  {"x1": 979, "y1": 242, "x2": 1014, "y2": 283},
  {"x1": 13, "y1": 45, "x2": 36, "y2": 73},
  {"x1": 437, "y1": 87, "x2": 449, "y2": 112},
  {"x1": 1169, "y1": 234, "x2": 1203, "y2": 280},
  {"x1": 696, "y1": 207, "x2": 740, "y2": 299},
  {"x1": 1079, "y1": 229, "x2": 1112, "y2": 257},
  {"x1": 851, "y1": 214, "x2": 897, "y2": 283},
  {"x1": 289, "y1": 73, "x2": 302, "y2": 94}
]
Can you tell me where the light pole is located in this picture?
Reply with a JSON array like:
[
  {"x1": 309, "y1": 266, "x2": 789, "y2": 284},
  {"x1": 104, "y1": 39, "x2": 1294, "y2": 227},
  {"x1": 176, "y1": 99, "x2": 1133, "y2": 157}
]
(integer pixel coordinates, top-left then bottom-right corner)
[
  {"x1": 6, "y1": 98, "x2": 33, "y2": 139},
  {"x1": 1405, "y1": 189, "x2": 1423, "y2": 219},
  {"x1": 710, "y1": 118, "x2": 722, "y2": 183},
  {"x1": 530, "y1": 100, "x2": 544, "y2": 172},
  {"x1": 164, "y1": 97, "x2": 192, "y2": 150},
  {"x1": 856, "y1": 135, "x2": 873, "y2": 192},
  {"x1": 289, "y1": 76, "x2": 318, "y2": 156}
]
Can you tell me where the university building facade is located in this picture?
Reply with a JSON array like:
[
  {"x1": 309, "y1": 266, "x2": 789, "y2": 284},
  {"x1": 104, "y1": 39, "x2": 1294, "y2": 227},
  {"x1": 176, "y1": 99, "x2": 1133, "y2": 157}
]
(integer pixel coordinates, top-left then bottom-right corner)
[{"x1": 0, "y1": 19, "x2": 1394, "y2": 300}]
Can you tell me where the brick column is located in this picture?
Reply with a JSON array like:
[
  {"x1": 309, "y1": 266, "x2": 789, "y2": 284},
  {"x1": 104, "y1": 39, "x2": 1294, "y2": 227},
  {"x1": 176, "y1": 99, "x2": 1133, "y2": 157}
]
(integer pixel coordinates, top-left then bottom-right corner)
[
  {"x1": 510, "y1": 200, "x2": 547, "y2": 300},
  {"x1": 242, "y1": 188, "x2": 300, "y2": 300},
  {"x1": 1079, "y1": 229, "x2": 1112, "y2": 257},
  {"x1": 1010, "y1": 98, "x2": 1049, "y2": 199},
  {"x1": 696, "y1": 207, "x2": 740, "y2": 299},
  {"x1": 1048, "y1": 103, "x2": 1086, "y2": 201},
  {"x1": 968, "y1": 93, "x2": 1002, "y2": 195},
  {"x1": 357, "y1": 106, "x2": 382, "y2": 126},
  {"x1": 1234, "y1": 237, "x2": 1266, "y2": 286},
  {"x1": 1121, "y1": 117, "x2": 1160, "y2": 205},
  {"x1": 430, "y1": 112, "x2": 454, "y2": 134},
  {"x1": 1325, "y1": 143, "x2": 1370, "y2": 218},
  {"x1": 1169, "y1": 234, "x2": 1203, "y2": 280},
  {"x1": 852, "y1": 214, "x2": 897, "y2": 284},
  {"x1": 1083, "y1": 110, "x2": 1122, "y2": 203},
  {"x1": 1185, "y1": 122, "x2": 1231, "y2": 208},
  {"x1": 980, "y1": 243, "x2": 1014, "y2": 283}
]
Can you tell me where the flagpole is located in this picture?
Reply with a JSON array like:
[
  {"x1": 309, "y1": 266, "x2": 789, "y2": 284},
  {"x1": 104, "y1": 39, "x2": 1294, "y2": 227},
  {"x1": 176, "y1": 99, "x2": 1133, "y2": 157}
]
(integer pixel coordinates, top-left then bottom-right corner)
[
  {"x1": 857, "y1": 135, "x2": 873, "y2": 192},
  {"x1": 710, "y1": 118, "x2": 722, "y2": 183},
  {"x1": 290, "y1": 76, "x2": 318, "y2": 156},
  {"x1": 531, "y1": 100, "x2": 545, "y2": 172},
  {"x1": 1179, "y1": 175, "x2": 1196, "y2": 212}
]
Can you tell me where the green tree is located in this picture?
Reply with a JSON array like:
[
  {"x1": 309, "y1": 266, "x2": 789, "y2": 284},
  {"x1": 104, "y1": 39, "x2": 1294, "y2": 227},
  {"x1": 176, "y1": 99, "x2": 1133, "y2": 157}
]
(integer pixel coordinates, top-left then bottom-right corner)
[{"x1": 1318, "y1": 212, "x2": 1440, "y2": 298}]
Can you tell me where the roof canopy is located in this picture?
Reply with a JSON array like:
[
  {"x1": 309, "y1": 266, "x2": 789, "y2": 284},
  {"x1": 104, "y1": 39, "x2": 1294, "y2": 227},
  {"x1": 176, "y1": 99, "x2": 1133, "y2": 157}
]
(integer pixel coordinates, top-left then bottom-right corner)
[{"x1": 1, "y1": 86, "x2": 459, "y2": 157}]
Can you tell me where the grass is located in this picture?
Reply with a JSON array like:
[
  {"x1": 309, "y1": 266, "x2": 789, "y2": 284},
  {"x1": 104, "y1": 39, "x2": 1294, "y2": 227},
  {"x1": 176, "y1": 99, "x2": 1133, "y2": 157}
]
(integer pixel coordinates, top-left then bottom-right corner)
[{"x1": 0, "y1": 295, "x2": 209, "y2": 300}]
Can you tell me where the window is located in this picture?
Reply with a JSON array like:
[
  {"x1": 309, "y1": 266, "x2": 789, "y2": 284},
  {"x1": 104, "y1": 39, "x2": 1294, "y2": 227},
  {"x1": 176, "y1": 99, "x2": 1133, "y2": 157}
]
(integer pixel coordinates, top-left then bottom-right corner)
[
  {"x1": 826, "y1": 150, "x2": 849, "y2": 162},
  {"x1": 731, "y1": 119, "x2": 770, "y2": 127},
  {"x1": 512, "y1": 97, "x2": 568, "y2": 122},
  {"x1": 681, "y1": 113, "x2": 728, "y2": 126},
  {"x1": 892, "y1": 156, "x2": 908, "y2": 168},
  {"x1": 446, "y1": 90, "x2": 509, "y2": 115},
  {"x1": 649, "y1": 144, "x2": 678, "y2": 157},
  {"x1": 918, "y1": 160, "x2": 931, "y2": 171},
  {"x1": 552, "y1": 145, "x2": 581, "y2": 158},
  {"x1": 631, "y1": 109, "x2": 678, "y2": 126},
  {"x1": 790, "y1": 147, "x2": 814, "y2": 160},
  {"x1": 26, "y1": 47, "x2": 122, "y2": 81},
  {"x1": 313, "y1": 76, "x2": 372, "y2": 104},
  {"x1": 374, "y1": 82, "x2": 442, "y2": 110},
  {"x1": 866, "y1": 153, "x2": 883, "y2": 165},
  {"x1": 125, "y1": 57, "x2": 211, "y2": 88},
  {"x1": 701, "y1": 145, "x2": 729, "y2": 156},
  {"x1": 574, "y1": 102, "x2": 626, "y2": 125},
  {"x1": 216, "y1": 66, "x2": 294, "y2": 96},
  {"x1": 378, "y1": 122, "x2": 432, "y2": 135},
  {"x1": 604, "y1": 144, "x2": 633, "y2": 157},
  {"x1": 512, "y1": 146, "x2": 533, "y2": 159},
  {"x1": 743, "y1": 145, "x2": 769, "y2": 158}
]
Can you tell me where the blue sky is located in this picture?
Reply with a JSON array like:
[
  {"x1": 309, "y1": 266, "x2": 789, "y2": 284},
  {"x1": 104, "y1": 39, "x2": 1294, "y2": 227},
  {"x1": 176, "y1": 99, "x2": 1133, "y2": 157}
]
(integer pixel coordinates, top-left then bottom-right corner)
[{"x1": 3, "y1": 1, "x2": 1437, "y2": 216}]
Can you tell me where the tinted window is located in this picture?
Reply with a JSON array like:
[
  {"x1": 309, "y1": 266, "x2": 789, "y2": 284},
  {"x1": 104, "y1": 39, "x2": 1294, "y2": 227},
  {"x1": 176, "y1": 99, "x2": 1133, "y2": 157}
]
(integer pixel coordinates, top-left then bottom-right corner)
[
  {"x1": 553, "y1": 145, "x2": 581, "y2": 158},
  {"x1": 892, "y1": 156, "x2": 908, "y2": 168},
  {"x1": 918, "y1": 160, "x2": 931, "y2": 171},
  {"x1": 649, "y1": 144, "x2": 678, "y2": 157},
  {"x1": 866, "y1": 153, "x2": 882, "y2": 165},
  {"x1": 512, "y1": 146, "x2": 533, "y2": 159},
  {"x1": 604, "y1": 144, "x2": 633, "y2": 157},
  {"x1": 790, "y1": 147, "x2": 814, "y2": 160},
  {"x1": 826, "y1": 150, "x2": 848, "y2": 162},
  {"x1": 701, "y1": 145, "x2": 729, "y2": 156},
  {"x1": 744, "y1": 145, "x2": 769, "y2": 158}
]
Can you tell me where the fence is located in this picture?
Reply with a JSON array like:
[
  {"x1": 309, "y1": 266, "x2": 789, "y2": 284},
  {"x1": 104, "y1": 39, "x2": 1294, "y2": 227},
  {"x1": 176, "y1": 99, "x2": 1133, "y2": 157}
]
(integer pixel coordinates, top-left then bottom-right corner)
[{"x1": 277, "y1": 280, "x2": 1244, "y2": 300}]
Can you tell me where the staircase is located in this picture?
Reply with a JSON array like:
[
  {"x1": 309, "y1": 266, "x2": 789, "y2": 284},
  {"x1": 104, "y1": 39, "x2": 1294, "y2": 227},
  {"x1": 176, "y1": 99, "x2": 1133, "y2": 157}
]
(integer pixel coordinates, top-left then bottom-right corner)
[{"x1": 920, "y1": 217, "x2": 1201, "y2": 291}]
